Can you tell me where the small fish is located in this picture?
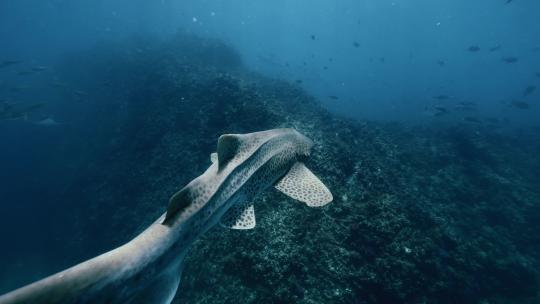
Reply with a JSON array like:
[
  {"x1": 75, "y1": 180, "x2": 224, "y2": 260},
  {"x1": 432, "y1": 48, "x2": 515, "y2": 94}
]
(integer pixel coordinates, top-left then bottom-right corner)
[
  {"x1": 454, "y1": 102, "x2": 476, "y2": 111},
  {"x1": 523, "y1": 85, "x2": 536, "y2": 97},
  {"x1": 463, "y1": 116, "x2": 482, "y2": 123},
  {"x1": 353, "y1": 41, "x2": 360, "y2": 48},
  {"x1": 0, "y1": 111, "x2": 26, "y2": 121},
  {"x1": 310, "y1": 34, "x2": 316, "y2": 40},
  {"x1": 323, "y1": 66, "x2": 328, "y2": 70},
  {"x1": 2, "y1": 60, "x2": 23, "y2": 65},
  {"x1": 23, "y1": 103, "x2": 45, "y2": 112},
  {"x1": 502, "y1": 57, "x2": 518, "y2": 63},
  {"x1": 9, "y1": 85, "x2": 29, "y2": 92},
  {"x1": 424, "y1": 105, "x2": 448, "y2": 117},
  {"x1": 31, "y1": 66, "x2": 48, "y2": 72},
  {"x1": 34, "y1": 117, "x2": 62, "y2": 126},
  {"x1": 485, "y1": 117, "x2": 500, "y2": 124},
  {"x1": 295, "y1": 80, "x2": 303, "y2": 84},
  {"x1": 17, "y1": 71, "x2": 34, "y2": 76},
  {"x1": 49, "y1": 81, "x2": 68, "y2": 88},
  {"x1": 535, "y1": 72, "x2": 540, "y2": 78},
  {"x1": 73, "y1": 90, "x2": 88, "y2": 97},
  {"x1": 433, "y1": 95, "x2": 449, "y2": 100},
  {"x1": 489, "y1": 45, "x2": 501, "y2": 52},
  {"x1": 0, "y1": 102, "x2": 42, "y2": 122},
  {"x1": 0, "y1": 102, "x2": 10, "y2": 113},
  {"x1": 437, "y1": 60, "x2": 445, "y2": 66},
  {"x1": 468, "y1": 46, "x2": 480, "y2": 52},
  {"x1": 0, "y1": 60, "x2": 23, "y2": 68},
  {"x1": 328, "y1": 95, "x2": 339, "y2": 100},
  {"x1": 511, "y1": 100, "x2": 530, "y2": 109},
  {"x1": 457, "y1": 101, "x2": 475, "y2": 107},
  {"x1": 505, "y1": 0, "x2": 513, "y2": 4}
]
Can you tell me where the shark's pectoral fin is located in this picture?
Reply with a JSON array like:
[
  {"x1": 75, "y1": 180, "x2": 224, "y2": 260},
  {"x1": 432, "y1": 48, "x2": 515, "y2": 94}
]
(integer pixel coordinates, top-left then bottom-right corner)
[
  {"x1": 220, "y1": 201, "x2": 256, "y2": 229},
  {"x1": 275, "y1": 162, "x2": 333, "y2": 207},
  {"x1": 210, "y1": 152, "x2": 218, "y2": 164}
]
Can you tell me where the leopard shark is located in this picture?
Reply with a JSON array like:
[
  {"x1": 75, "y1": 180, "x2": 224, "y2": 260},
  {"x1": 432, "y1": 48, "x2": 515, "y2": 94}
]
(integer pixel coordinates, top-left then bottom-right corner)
[{"x1": 0, "y1": 128, "x2": 333, "y2": 304}]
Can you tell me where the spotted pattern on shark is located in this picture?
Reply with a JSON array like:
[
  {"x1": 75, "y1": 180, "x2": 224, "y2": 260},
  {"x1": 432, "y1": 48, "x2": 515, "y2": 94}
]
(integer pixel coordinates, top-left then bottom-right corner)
[{"x1": 275, "y1": 162, "x2": 333, "y2": 207}]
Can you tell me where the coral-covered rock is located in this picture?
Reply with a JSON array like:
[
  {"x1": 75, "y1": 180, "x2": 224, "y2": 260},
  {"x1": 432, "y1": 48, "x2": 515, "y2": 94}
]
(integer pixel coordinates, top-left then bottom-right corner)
[{"x1": 28, "y1": 32, "x2": 540, "y2": 303}]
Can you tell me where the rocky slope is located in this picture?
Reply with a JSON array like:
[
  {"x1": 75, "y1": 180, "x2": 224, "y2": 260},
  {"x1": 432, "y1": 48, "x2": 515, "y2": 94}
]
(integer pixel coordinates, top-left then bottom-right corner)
[{"x1": 50, "y1": 32, "x2": 540, "y2": 303}]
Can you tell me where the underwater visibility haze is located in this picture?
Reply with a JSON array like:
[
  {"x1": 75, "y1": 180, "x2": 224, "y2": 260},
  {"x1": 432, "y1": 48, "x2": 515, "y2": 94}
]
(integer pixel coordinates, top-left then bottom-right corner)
[{"x1": 0, "y1": 0, "x2": 539, "y2": 303}]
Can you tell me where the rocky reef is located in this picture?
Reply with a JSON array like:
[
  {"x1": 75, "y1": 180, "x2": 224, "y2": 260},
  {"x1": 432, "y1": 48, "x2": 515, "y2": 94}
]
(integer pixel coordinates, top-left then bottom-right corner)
[{"x1": 15, "y1": 31, "x2": 540, "y2": 303}]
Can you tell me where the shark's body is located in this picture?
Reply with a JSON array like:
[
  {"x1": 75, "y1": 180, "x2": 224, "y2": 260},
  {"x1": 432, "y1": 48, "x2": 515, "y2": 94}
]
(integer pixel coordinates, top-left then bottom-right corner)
[{"x1": 0, "y1": 128, "x2": 332, "y2": 304}]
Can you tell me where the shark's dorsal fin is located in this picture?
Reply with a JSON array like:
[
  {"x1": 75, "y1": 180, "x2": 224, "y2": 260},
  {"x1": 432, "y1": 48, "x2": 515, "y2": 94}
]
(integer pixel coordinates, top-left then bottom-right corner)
[
  {"x1": 275, "y1": 162, "x2": 333, "y2": 207},
  {"x1": 164, "y1": 185, "x2": 194, "y2": 224},
  {"x1": 217, "y1": 134, "x2": 243, "y2": 169},
  {"x1": 220, "y1": 201, "x2": 256, "y2": 229}
]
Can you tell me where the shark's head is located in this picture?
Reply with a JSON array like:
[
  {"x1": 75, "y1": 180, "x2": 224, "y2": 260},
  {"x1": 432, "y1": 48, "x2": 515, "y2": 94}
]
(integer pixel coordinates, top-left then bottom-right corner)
[
  {"x1": 259, "y1": 128, "x2": 314, "y2": 159},
  {"x1": 213, "y1": 128, "x2": 313, "y2": 172}
]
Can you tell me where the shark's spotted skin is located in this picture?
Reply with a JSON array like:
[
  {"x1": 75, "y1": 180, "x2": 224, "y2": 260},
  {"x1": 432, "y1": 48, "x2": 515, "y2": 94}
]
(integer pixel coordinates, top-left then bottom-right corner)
[
  {"x1": 220, "y1": 201, "x2": 256, "y2": 229},
  {"x1": 0, "y1": 128, "x2": 332, "y2": 304}
]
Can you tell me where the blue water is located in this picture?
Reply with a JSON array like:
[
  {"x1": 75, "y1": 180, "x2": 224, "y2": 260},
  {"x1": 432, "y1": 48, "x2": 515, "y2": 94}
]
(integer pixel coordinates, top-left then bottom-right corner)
[
  {"x1": 2, "y1": 1, "x2": 539, "y2": 122},
  {"x1": 1, "y1": 1, "x2": 539, "y2": 303}
]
